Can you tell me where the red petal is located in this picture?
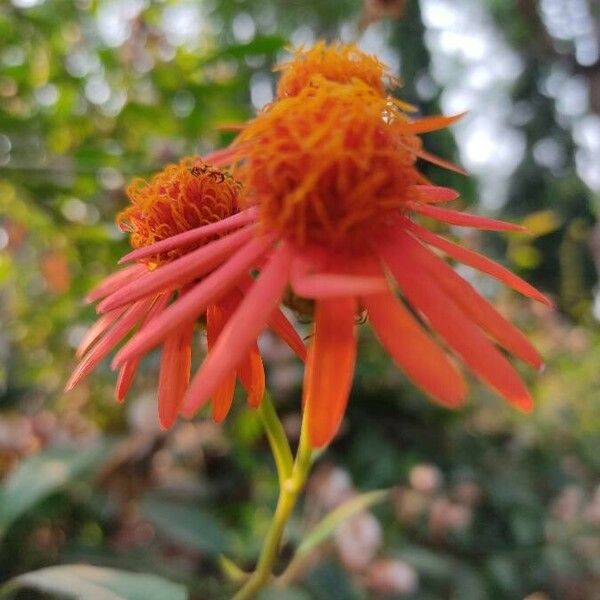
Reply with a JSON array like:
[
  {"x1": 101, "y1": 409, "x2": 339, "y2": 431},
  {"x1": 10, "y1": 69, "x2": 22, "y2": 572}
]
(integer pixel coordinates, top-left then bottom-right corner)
[
  {"x1": 400, "y1": 112, "x2": 465, "y2": 134},
  {"x1": 115, "y1": 293, "x2": 171, "y2": 402},
  {"x1": 408, "y1": 185, "x2": 460, "y2": 203},
  {"x1": 181, "y1": 242, "x2": 293, "y2": 417},
  {"x1": 158, "y1": 322, "x2": 194, "y2": 429},
  {"x1": 112, "y1": 235, "x2": 273, "y2": 369},
  {"x1": 363, "y1": 292, "x2": 466, "y2": 407},
  {"x1": 380, "y1": 238, "x2": 534, "y2": 412},
  {"x1": 399, "y1": 230, "x2": 542, "y2": 368},
  {"x1": 407, "y1": 202, "x2": 526, "y2": 232},
  {"x1": 206, "y1": 301, "x2": 238, "y2": 422},
  {"x1": 304, "y1": 298, "x2": 357, "y2": 448},
  {"x1": 238, "y1": 344, "x2": 265, "y2": 408},
  {"x1": 100, "y1": 226, "x2": 253, "y2": 313},
  {"x1": 119, "y1": 208, "x2": 258, "y2": 264},
  {"x1": 66, "y1": 298, "x2": 153, "y2": 391},
  {"x1": 268, "y1": 308, "x2": 307, "y2": 361},
  {"x1": 405, "y1": 219, "x2": 551, "y2": 305},
  {"x1": 86, "y1": 265, "x2": 146, "y2": 303}
]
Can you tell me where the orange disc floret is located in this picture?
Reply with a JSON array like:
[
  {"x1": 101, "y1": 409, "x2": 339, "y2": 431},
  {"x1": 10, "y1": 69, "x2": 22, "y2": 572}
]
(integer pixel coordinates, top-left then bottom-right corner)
[
  {"x1": 117, "y1": 157, "x2": 242, "y2": 265},
  {"x1": 275, "y1": 41, "x2": 398, "y2": 99},
  {"x1": 233, "y1": 78, "x2": 426, "y2": 248}
]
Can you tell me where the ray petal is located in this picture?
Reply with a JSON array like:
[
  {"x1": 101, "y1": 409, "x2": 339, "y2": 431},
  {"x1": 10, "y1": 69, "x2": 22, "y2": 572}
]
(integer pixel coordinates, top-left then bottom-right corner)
[
  {"x1": 407, "y1": 202, "x2": 526, "y2": 231},
  {"x1": 267, "y1": 308, "x2": 307, "y2": 360},
  {"x1": 304, "y1": 298, "x2": 357, "y2": 448},
  {"x1": 401, "y1": 112, "x2": 465, "y2": 134},
  {"x1": 206, "y1": 301, "x2": 238, "y2": 422},
  {"x1": 115, "y1": 293, "x2": 171, "y2": 402},
  {"x1": 99, "y1": 226, "x2": 254, "y2": 313},
  {"x1": 405, "y1": 219, "x2": 551, "y2": 305},
  {"x1": 380, "y1": 238, "x2": 534, "y2": 412},
  {"x1": 238, "y1": 344, "x2": 265, "y2": 408},
  {"x1": 363, "y1": 291, "x2": 466, "y2": 407},
  {"x1": 408, "y1": 185, "x2": 460, "y2": 203},
  {"x1": 112, "y1": 235, "x2": 274, "y2": 369},
  {"x1": 181, "y1": 242, "x2": 293, "y2": 417},
  {"x1": 398, "y1": 230, "x2": 542, "y2": 368},
  {"x1": 158, "y1": 321, "x2": 194, "y2": 429},
  {"x1": 76, "y1": 307, "x2": 127, "y2": 359},
  {"x1": 86, "y1": 265, "x2": 146, "y2": 303},
  {"x1": 118, "y1": 208, "x2": 258, "y2": 264},
  {"x1": 66, "y1": 297, "x2": 153, "y2": 391}
]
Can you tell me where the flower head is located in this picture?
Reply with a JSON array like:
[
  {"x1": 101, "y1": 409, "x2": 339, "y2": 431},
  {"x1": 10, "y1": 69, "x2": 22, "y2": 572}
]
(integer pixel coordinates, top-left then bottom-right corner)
[
  {"x1": 68, "y1": 158, "x2": 305, "y2": 428},
  {"x1": 235, "y1": 78, "x2": 424, "y2": 248},
  {"x1": 108, "y1": 43, "x2": 549, "y2": 448},
  {"x1": 117, "y1": 158, "x2": 241, "y2": 266},
  {"x1": 275, "y1": 41, "x2": 397, "y2": 99}
]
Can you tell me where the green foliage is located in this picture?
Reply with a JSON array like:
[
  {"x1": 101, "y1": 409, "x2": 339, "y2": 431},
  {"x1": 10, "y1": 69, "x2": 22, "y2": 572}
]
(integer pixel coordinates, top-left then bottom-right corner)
[{"x1": 0, "y1": 565, "x2": 188, "y2": 600}]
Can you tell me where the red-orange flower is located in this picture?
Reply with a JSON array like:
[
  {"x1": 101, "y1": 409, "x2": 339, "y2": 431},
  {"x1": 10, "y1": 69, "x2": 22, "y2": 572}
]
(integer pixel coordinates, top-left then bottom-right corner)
[
  {"x1": 68, "y1": 157, "x2": 305, "y2": 428},
  {"x1": 108, "y1": 44, "x2": 549, "y2": 447}
]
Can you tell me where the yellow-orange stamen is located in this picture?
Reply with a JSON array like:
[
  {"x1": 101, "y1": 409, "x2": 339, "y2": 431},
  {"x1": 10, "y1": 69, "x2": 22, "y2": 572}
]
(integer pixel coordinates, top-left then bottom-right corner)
[
  {"x1": 275, "y1": 41, "x2": 399, "y2": 99},
  {"x1": 233, "y1": 78, "x2": 428, "y2": 248},
  {"x1": 117, "y1": 158, "x2": 242, "y2": 266}
]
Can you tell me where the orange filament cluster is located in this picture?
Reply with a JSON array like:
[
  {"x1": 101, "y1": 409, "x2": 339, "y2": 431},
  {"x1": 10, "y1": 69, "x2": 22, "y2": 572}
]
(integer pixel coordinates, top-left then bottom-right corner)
[
  {"x1": 117, "y1": 158, "x2": 241, "y2": 265},
  {"x1": 234, "y1": 78, "x2": 426, "y2": 248},
  {"x1": 275, "y1": 41, "x2": 398, "y2": 99}
]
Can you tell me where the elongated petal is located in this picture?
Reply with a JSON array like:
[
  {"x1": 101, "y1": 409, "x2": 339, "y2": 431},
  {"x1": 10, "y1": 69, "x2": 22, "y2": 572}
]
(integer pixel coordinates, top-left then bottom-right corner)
[
  {"x1": 405, "y1": 219, "x2": 551, "y2": 305},
  {"x1": 363, "y1": 292, "x2": 466, "y2": 407},
  {"x1": 66, "y1": 298, "x2": 153, "y2": 391},
  {"x1": 200, "y1": 145, "x2": 242, "y2": 167},
  {"x1": 119, "y1": 208, "x2": 258, "y2": 264},
  {"x1": 304, "y1": 298, "x2": 357, "y2": 448},
  {"x1": 400, "y1": 143, "x2": 467, "y2": 175},
  {"x1": 76, "y1": 307, "x2": 126, "y2": 359},
  {"x1": 380, "y1": 239, "x2": 534, "y2": 411},
  {"x1": 267, "y1": 308, "x2": 307, "y2": 360},
  {"x1": 398, "y1": 230, "x2": 542, "y2": 368},
  {"x1": 158, "y1": 322, "x2": 194, "y2": 429},
  {"x1": 206, "y1": 301, "x2": 238, "y2": 422},
  {"x1": 290, "y1": 251, "x2": 387, "y2": 298},
  {"x1": 291, "y1": 271, "x2": 388, "y2": 298},
  {"x1": 99, "y1": 226, "x2": 254, "y2": 313},
  {"x1": 407, "y1": 202, "x2": 526, "y2": 232},
  {"x1": 112, "y1": 235, "x2": 274, "y2": 368},
  {"x1": 115, "y1": 293, "x2": 171, "y2": 402},
  {"x1": 408, "y1": 185, "x2": 460, "y2": 203},
  {"x1": 181, "y1": 242, "x2": 293, "y2": 417},
  {"x1": 238, "y1": 344, "x2": 265, "y2": 408},
  {"x1": 86, "y1": 265, "x2": 146, "y2": 303},
  {"x1": 115, "y1": 359, "x2": 140, "y2": 404},
  {"x1": 401, "y1": 112, "x2": 465, "y2": 134}
]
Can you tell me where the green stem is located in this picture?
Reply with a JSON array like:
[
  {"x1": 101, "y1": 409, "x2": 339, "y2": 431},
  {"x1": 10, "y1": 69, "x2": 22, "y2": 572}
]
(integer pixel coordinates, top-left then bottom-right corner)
[
  {"x1": 233, "y1": 404, "x2": 313, "y2": 600},
  {"x1": 257, "y1": 391, "x2": 294, "y2": 485}
]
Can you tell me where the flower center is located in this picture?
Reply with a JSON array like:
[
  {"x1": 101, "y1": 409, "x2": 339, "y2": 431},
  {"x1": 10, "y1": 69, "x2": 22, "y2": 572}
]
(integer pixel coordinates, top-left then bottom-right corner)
[
  {"x1": 234, "y1": 79, "x2": 425, "y2": 249},
  {"x1": 275, "y1": 41, "x2": 397, "y2": 99},
  {"x1": 117, "y1": 158, "x2": 241, "y2": 266}
]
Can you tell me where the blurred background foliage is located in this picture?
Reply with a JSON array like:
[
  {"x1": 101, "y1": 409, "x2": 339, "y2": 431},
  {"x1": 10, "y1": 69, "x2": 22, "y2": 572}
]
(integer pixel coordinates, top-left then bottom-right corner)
[{"x1": 1, "y1": 0, "x2": 599, "y2": 599}]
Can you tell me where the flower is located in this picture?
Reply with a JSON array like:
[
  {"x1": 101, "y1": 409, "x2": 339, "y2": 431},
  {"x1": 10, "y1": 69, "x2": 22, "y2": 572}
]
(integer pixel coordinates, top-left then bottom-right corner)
[
  {"x1": 109, "y1": 44, "x2": 549, "y2": 447},
  {"x1": 68, "y1": 157, "x2": 305, "y2": 428},
  {"x1": 275, "y1": 41, "x2": 398, "y2": 99}
]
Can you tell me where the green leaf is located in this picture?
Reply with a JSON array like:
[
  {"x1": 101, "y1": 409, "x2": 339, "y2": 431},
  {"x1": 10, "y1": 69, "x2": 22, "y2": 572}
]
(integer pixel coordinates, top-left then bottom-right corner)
[
  {"x1": 0, "y1": 565, "x2": 187, "y2": 600},
  {"x1": 0, "y1": 443, "x2": 108, "y2": 537},
  {"x1": 202, "y1": 36, "x2": 287, "y2": 64},
  {"x1": 258, "y1": 586, "x2": 311, "y2": 600},
  {"x1": 294, "y1": 489, "x2": 390, "y2": 559},
  {"x1": 140, "y1": 497, "x2": 228, "y2": 556}
]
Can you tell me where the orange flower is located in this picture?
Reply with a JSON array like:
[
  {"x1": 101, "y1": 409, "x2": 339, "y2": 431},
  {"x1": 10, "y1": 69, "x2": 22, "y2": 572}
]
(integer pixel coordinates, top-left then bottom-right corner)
[
  {"x1": 110, "y1": 44, "x2": 549, "y2": 447},
  {"x1": 68, "y1": 157, "x2": 305, "y2": 428},
  {"x1": 275, "y1": 41, "x2": 398, "y2": 99}
]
